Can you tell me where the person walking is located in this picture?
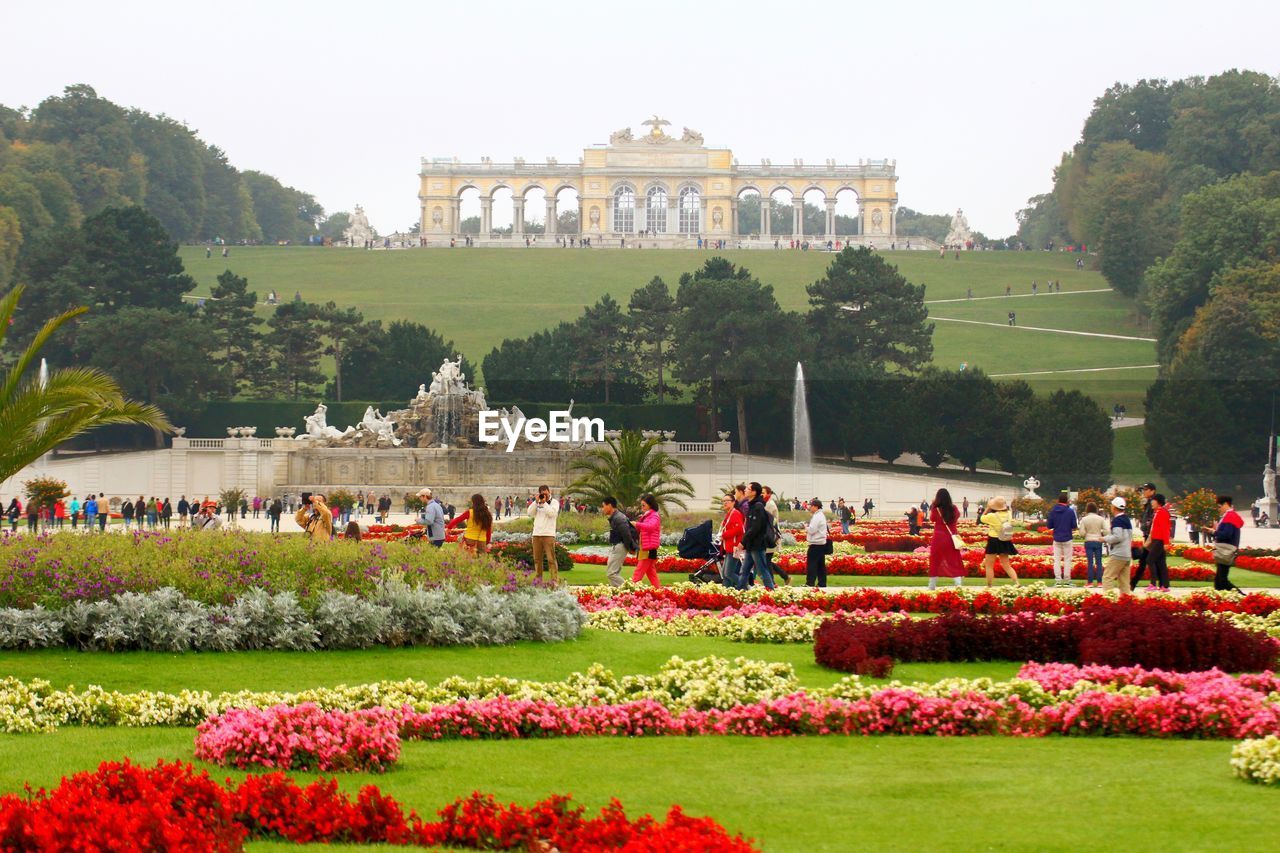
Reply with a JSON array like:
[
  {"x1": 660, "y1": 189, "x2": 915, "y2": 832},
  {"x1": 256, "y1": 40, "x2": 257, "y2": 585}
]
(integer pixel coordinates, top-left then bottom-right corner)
[
  {"x1": 739, "y1": 482, "x2": 776, "y2": 590},
  {"x1": 806, "y1": 498, "x2": 830, "y2": 587},
  {"x1": 862, "y1": 498, "x2": 874, "y2": 519},
  {"x1": 761, "y1": 486, "x2": 789, "y2": 585},
  {"x1": 526, "y1": 484, "x2": 561, "y2": 584},
  {"x1": 928, "y1": 488, "x2": 965, "y2": 590},
  {"x1": 1101, "y1": 497, "x2": 1134, "y2": 595},
  {"x1": 1130, "y1": 483, "x2": 1158, "y2": 590},
  {"x1": 68, "y1": 496, "x2": 79, "y2": 530},
  {"x1": 268, "y1": 497, "x2": 283, "y2": 533},
  {"x1": 447, "y1": 494, "x2": 493, "y2": 554},
  {"x1": 1204, "y1": 495, "x2": 1244, "y2": 594},
  {"x1": 121, "y1": 498, "x2": 135, "y2": 530},
  {"x1": 25, "y1": 499, "x2": 39, "y2": 533},
  {"x1": 837, "y1": 498, "x2": 852, "y2": 535},
  {"x1": 979, "y1": 496, "x2": 1019, "y2": 586},
  {"x1": 1145, "y1": 494, "x2": 1172, "y2": 591},
  {"x1": 1047, "y1": 492, "x2": 1078, "y2": 587},
  {"x1": 161, "y1": 498, "x2": 172, "y2": 529},
  {"x1": 601, "y1": 496, "x2": 635, "y2": 588},
  {"x1": 84, "y1": 494, "x2": 98, "y2": 532},
  {"x1": 718, "y1": 493, "x2": 745, "y2": 588},
  {"x1": 177, "y1": 496, "x2": 190, "y2": 528},
  {"x1": 97, "y1": 494, "x2": 108, "y2": 533},
  {"x1": 1079, "y1": 502, "x2": 1108, "y2": 588},
  {"x1": 631, "y1": 494, "x2": 662, "y2": 587},
  {"x1": 147, "y1": 497, "x2": 160, "y2": 529},
  {"x1": 295, "y1": 494, "x2": 334, "y2": 542},
  {"x1": 6, "y1": 497, "x2": 20, "y2": 532},
  {"x1": 417, "y1": 488, "x2": 447, "y2": 547}
]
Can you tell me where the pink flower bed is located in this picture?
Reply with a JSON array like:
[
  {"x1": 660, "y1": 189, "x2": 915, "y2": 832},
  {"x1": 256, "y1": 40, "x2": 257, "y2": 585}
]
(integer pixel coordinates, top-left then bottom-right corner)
[{"x1": 194, "y1": 703, "x2": 401, "y2": 772}]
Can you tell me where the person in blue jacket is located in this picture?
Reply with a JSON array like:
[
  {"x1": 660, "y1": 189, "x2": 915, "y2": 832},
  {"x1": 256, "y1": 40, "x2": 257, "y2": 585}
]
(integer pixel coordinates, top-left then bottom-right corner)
[{"x1": 1046, "y1": 492, "x2": 1078, "y2": 587}]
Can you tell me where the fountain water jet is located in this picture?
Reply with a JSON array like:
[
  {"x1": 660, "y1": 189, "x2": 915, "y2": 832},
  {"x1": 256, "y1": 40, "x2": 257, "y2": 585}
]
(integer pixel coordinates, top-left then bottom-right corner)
[{"x1": 793, "y1": 362, "x2": 813, "y2": 502}]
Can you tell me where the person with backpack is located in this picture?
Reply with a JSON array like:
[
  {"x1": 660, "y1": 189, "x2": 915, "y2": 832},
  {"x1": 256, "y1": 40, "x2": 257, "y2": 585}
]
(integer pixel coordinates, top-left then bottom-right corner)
[
  {"x1": 979, "y1": 496, "x2": 1019, "y2": 587},
  {"x1": 837, "y1": 498, "x2": 852, "y2": 534},
  {"x1": 601, "y1": 496, "x2": 635, "y2": 588},
  {"x1": 761, "y1": 486, "x2": 789, "y2": 585},
  {"x1": 739, "y1": 482, "x2": 776, "y2": 590},
  {"x1": 631, "y1": 494, "x2": 662, "y2": 587}
]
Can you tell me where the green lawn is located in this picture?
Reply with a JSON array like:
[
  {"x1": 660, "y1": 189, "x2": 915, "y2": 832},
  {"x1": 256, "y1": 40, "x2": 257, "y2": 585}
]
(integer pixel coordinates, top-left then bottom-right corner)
[
  {"x1": 181, "y1": 247, "x2": 1141, "y2": 384},
  {"x1": 0, "y1": 630, "x2": 1274, "y2": 851}
]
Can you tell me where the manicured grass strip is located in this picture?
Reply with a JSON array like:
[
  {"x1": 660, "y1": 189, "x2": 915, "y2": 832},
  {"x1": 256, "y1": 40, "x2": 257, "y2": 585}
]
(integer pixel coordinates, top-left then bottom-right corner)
[
  {"x1": 0, "y1": 630, "x2": 1022, "y2": 694},
  {"x1": 0, "y1": 731, "x2": 1274, "y2": 852}
]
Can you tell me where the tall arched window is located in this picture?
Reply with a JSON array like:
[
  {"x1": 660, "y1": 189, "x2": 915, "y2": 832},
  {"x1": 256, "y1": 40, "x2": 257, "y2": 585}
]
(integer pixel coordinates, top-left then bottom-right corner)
[
  {"x1": 646, "y1": 187, "x2": 668, "y2": 233},
  {"x1": 678, "y1": 186, "x2": 701, "y2": 234},
  {"x1": 613, "y1": 186, "x2": 635, "y2": 233}
]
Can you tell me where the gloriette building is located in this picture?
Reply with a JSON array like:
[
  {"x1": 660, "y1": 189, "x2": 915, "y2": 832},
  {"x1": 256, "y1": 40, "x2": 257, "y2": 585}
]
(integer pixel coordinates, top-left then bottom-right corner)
[{"x1": 418, "y1": 117, "x2": 899, "y2": 244}]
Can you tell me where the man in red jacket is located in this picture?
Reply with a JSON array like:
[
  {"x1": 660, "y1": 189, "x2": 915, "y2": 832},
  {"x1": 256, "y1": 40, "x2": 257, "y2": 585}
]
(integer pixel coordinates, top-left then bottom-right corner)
[
  {"x1": 719, "y1": 493, "x2": 745, "y2": 587},
  {"x1": 1146, "y1": 494, "x2": 1172, "y2": 591}
]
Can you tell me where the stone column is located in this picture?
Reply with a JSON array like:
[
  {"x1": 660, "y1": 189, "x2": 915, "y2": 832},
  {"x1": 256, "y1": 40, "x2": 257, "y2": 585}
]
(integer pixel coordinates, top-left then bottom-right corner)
[
  {"x1": 668, "y1": 198, "x2": 679, "y2": 235},
  {"x1": 545, "y1": 197, "x2": 557, "y2": 236},
  {"x1": 793, "y1": 198, "x2": 802, "y2": 237},
  {"x1": 825, "y1": 201, "x2": 836, "y2": 238},
  {"x1": 890, "y1": 203, "x2": 898, "y2": 237},
  {"x1": 605, "y1": 196, "x2": 613, "y2": 233},
  {"x1": 480, "y1": 197, "x2": 492, "y2": 236},
  {"x1": 513, "y1": 197, "x2": 524, "y2": 236},
  {"x1": 760, "y1": 195, "x2": 771, "y2": 237},
  {"x1": 419, "y1": 205, "x2": 427, "y2": 236},
  {"x1": 449, "y1": 199, "x2": 460, "y2": 236},
  {"x1": 857, "y1": 200, "x2": 866, "y2": 241},
  {"x1": 730, "y1": 197, "x2": 738, "y2": 237}
]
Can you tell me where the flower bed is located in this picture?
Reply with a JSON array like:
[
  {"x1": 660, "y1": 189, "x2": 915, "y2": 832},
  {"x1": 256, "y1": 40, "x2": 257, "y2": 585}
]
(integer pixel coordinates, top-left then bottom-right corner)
[
  {"x1": 1173, "y1": 545, "x2": 1280, "y2": 578},
  {"x1": 576, "y1": 583, "x2": 1280, "y2": 617},
  {"x1": 196, "y1": 704, "x2": 400, "y2": 772},
  {"x1": 0, "y1": 760, "x2": 755, "y2": 851},
  {"x1": 1231, "y1": 736, "x2": 1280, "y2": 785},
  {"x1": 0, "y1": 584, "x2": 587, "y2": 652},
  {"x1": 569, "y1": 551, "x2": 1216, "y2": 580},
  {"x1": 814, "y1": 602, "x2": 1279, "y2": 675},
  {"x1": 0, "y1": 530, "x2": 540, "y2": 607}
]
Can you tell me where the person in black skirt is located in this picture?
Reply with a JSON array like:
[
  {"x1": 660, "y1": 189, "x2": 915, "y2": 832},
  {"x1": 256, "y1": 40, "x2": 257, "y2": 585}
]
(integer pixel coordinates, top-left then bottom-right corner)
[{"x1": 979, "y1": 495, "x2": 1020, "y2": 586}]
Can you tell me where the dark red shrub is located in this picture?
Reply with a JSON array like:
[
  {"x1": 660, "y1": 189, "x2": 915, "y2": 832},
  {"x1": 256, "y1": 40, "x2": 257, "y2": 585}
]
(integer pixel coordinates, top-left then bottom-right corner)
[{"x1": 815, "y1": 603, "x2": 1279, "y2": 675}]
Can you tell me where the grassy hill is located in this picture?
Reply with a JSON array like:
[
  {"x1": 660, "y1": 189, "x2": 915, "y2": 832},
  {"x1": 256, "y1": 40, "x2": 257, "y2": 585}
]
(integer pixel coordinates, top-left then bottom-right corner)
[{"x1": 180, "y1": 246, "x2": 1155, "y2": 411}]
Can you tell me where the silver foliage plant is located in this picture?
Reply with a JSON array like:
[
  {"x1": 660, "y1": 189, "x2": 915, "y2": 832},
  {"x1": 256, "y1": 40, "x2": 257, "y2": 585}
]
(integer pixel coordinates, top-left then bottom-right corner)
[{"x1": 0, "y1": 581, "x2": 586, "y2": 652}]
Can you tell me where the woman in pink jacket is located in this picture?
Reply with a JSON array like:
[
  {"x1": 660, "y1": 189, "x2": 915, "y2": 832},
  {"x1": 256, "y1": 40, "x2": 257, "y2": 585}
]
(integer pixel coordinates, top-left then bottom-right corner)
[{"x1": 631, "y1": 494, "x2": 662, "y2": 587}]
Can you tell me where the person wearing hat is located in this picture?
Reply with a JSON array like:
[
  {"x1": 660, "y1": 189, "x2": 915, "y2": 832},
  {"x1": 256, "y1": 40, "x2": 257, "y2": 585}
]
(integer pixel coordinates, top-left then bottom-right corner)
[
  {"x1": 296, "y1": 494, "x2": 333, "y2": 541},
  {"x1": 195, "y1": 501, "x2": 222, "y2": 532},
  {"x1": 417, "y1": 488, "x2": 446, "y2": 548},
  {"x1": 978, "y1": 496, "x2": 1019, "y2": 587},
  {"x1": 1101, "y1": 496, "x2": 1134, "y2": 595},
  {"x1": 1130, "y1": 482, "x2": 1158, "y2": 590}
]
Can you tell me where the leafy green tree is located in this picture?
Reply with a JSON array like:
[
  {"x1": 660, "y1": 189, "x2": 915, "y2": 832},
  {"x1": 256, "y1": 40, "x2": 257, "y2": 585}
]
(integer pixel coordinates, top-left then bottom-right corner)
[
  {"x1": 482, "y1": 326, "x2": 575, "y2": 403},
  {"x1": 316, "y1": 302, "x2": 365, "y2": 402},
  {"x1": 318, "y1": 211, "x2": 352, "y2": 240},
  {"x1": 567, "y1": 294, "x2": 643, "y2": 403},
  {"x1": 894, "y1": 208, "x2": 951, "y2": 242},
  {"x1": 556, "y1": 209, "x2": 578, "y2": 234},
  {"x1": 79, "y1": 307, "x2": 218, "y2": 426},
  {"x1": 262, "y1": 301, "x2": 325, "y2": 399},
  {"x1": 0, "y1": 285, "x2": 170, "y2": 483},
  {"x1": 804, "y1": 246, "x2": 933, "y2": 373},
  {"x1": 1144, "y1": 171, "x2": 1280, "y2": 363},
  {"x1": 1166, "y1": 70, "x2": 1280, "y2": 179},
  {"x1": 339, "y1": 320, "x2": 470, "y2": 400},
  {"x1": 0, "y1": 205, "x2": 19, "y2": 285},
  {"x1": 458, "y1": 215, "x2": 480, "y2": 235},
  {"x1": 670, "y1": 258, "x2": 799, "y2": 452},
  {"x1": 242, "y1": 171, "x2": 321, "y2": 243},
  {"x1": 627, "y1": 276, "x2": 678, "y2": 402},
  {"x1": 203, "y1": 270, "x2": 262, "y2": 393},
  {"x1": 1009, "y1": 390, "x2": 1113, "y2": 494},
  {"x1": 566, "y1": 430, "x2": 695, "y2": 514}
]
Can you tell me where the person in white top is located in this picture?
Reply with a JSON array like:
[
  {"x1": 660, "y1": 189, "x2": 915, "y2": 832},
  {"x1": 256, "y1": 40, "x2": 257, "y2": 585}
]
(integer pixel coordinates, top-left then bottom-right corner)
[
  {"x1": 805, "y1": 498, "x2": 830, "y2": 587},
  {"x1": 526, "y1": 484, "x2": 560, "y2": 583},
  {"x1": 1078, "y1": 502, "x2": 1108, "y2": 589}
]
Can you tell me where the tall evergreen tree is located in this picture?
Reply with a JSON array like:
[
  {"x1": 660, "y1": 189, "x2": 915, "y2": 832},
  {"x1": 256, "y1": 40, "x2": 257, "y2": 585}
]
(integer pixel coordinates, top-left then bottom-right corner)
[
  {"x1": 203, "y1": 270, "x2": 262, "y2": 394},
  {"x1": 627, "y1": 276, "x2": 678, "y2": 402},
  {"x1": 263, "y1": 301, "x2": 324, "y2": 399}
]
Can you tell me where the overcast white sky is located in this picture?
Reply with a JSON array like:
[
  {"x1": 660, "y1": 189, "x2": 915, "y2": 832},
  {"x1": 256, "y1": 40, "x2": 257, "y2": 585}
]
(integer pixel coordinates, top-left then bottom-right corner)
[{"x1": 3, "y1": 0, "x2": 1278, "y2": 236}]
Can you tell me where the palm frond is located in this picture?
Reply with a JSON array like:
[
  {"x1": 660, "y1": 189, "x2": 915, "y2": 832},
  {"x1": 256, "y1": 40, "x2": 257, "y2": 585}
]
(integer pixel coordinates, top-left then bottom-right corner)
[{"x1": 567, "y1": 430, "x2": 695, "y2": 513}]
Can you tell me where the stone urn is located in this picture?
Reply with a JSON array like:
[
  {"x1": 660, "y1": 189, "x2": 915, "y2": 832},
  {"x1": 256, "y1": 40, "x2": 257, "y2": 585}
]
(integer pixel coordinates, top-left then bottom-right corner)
[
  {"x1": 717, "y1": 431, "x2": 731, "y2": 442},
  {"x1": 172, "y1": 427, "x2": 187, "y2": 437},
  {"x1": 226, "y1": 427, "x2": 239, "y2": 437},
  {"x1": 275, "y1": 427, "x2": 296, "y2": 438},
  {"x1": 243, "y1": 426, "x2": 258, "y2": 437}
]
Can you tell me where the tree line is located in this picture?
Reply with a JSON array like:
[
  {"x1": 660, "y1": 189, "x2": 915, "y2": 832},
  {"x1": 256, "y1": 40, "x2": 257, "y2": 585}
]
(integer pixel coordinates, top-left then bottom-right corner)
[
  {"x1": 1015, "y1": 70, "x2": 1280, "y2": 494},
  {"x1": 0, "y1": 84, "x2": 354, "y2": 288},
  {"x1": 2, "y1": 204, "x2": 465, "y2": 428},
  {"x1": 484, "y1": 249, "x2": 1112, "y2": 491}
]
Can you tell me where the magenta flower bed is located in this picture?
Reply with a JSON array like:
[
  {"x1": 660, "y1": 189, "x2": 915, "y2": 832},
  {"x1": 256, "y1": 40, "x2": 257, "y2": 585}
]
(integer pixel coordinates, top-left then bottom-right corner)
[{"x1": 194, "y1": 703, "x2": 401, "y2": 772}]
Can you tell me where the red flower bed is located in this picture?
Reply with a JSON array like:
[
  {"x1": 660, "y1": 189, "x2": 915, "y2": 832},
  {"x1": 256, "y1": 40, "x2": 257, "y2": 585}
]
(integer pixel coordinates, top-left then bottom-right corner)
[
  {"x1": 814, "y1": 601, "x2": 1280, "y2": 675},
  {"x1": 0, "y1": 760, "x2": 756, "y2": 852},
  {"x1": 1175, "y1": 545, "x2": 1280, "y2": 577}
]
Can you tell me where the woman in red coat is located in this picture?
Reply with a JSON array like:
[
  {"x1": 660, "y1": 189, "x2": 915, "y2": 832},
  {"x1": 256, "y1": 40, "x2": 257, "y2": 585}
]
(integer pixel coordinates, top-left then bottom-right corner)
[{"x1": 928, "y1": 488, "x2": 966, "y2": 590}]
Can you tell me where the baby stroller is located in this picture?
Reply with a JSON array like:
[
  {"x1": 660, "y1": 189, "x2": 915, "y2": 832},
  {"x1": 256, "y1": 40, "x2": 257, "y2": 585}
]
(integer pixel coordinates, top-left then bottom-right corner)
[{"x1": 677, "y1": 519, "x2": 725, "y2": 585}]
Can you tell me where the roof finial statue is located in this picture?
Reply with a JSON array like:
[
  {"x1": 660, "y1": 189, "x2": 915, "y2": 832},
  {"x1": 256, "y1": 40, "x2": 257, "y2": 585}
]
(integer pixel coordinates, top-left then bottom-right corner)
[{"x1": 641, "y1": 115, "x2": 670, "y2": 138}]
